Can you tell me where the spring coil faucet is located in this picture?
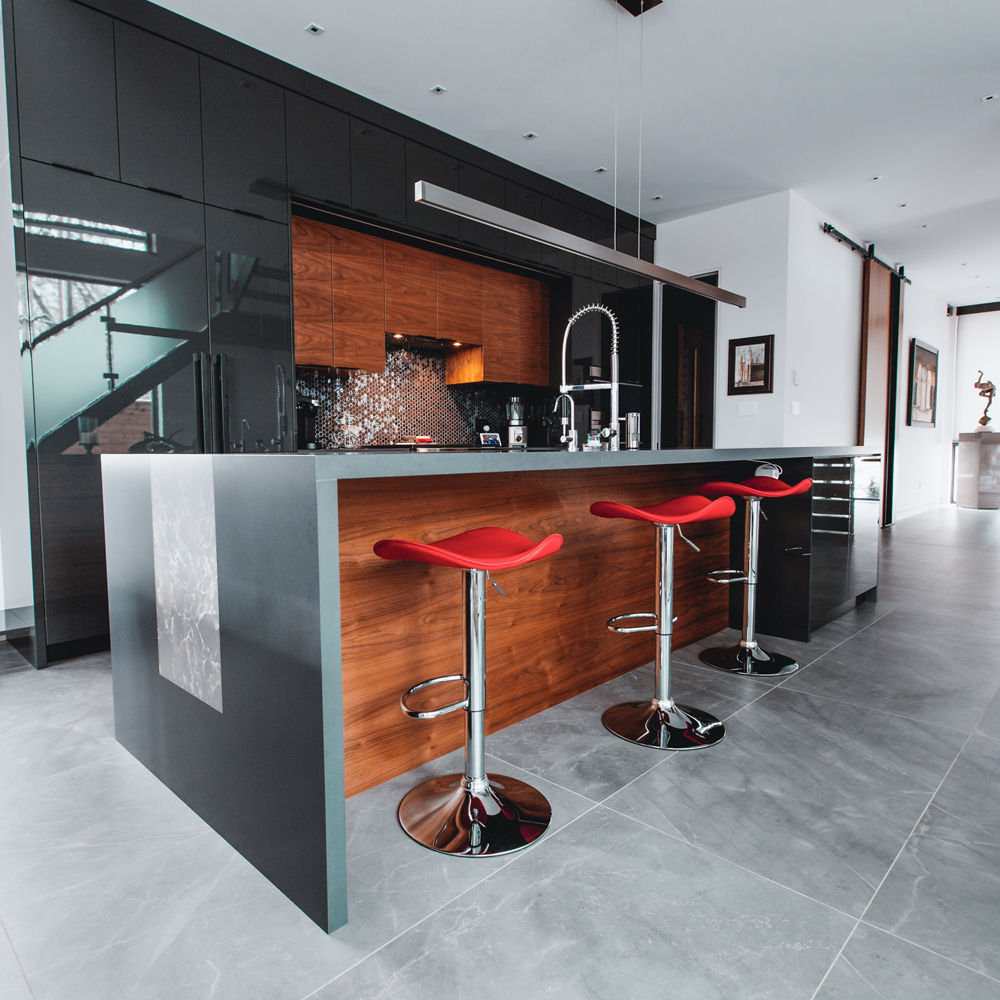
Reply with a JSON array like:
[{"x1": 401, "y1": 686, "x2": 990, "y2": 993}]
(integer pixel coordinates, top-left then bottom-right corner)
[{"x1": 556, "y1": 303, "x2": 621, "y2": 451}]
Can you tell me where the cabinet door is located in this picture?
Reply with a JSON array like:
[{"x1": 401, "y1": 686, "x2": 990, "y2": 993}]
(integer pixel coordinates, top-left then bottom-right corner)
[
  {"x1": 459, "y1": 164, "x2": 506, "y2": 255},
  {"x1": 116, "y1": 23, "x2": 204, "y2": 201},
  {"x1": 437, "y1": 256, "x2": 483, "y2": 347},
  {"x1": 330, "y1": 227, "x2": 385, "y2": 372},
  {"x1": 13, "y1": 0, "x2": 119, "y2": 178},
  {"x1": 350, "y1": 120, "x2": 405, "y2": 224},
  {"x1": 201, "y1": 59, "x2": 288, "y2": 223},
  {"x1": 405, "y1": 142, "x2": 461, "y2": 240},
  {"x1": 384, "y1": 241, "x2": 437, "y2": 339},
  {"x1": 291, "y1": 217, "x2": 334, "y2": 367},
  {"x1": 505, "y1": 183, "x2": 542, "y2": 264},
  {"x1": 286, "y1": 92, "x2": 351, "y2": 209},
  {"x1": 481, "y1": 270, "x2": 519, "y2": 383},
  {"x1": 541, "y1": 198, "x2": 575, "y2": 275},
  {"x1": 516, "y1": 277, "x2": 550, "y2": 386},
  {"x1": 206, "y1": 208, "x2": 293, "y2": 452}
]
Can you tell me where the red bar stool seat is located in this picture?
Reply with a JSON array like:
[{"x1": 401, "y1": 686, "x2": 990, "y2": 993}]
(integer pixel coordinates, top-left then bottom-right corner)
[
  {"x1": 374, "y1": 526, "x2": 563, "y2": 856},
  {"x1": 590, "y1": 495, "x2": 735, "y2": 749},
  {"x1": 699, "y1": 471, "x2": 813, "y2": 676}
]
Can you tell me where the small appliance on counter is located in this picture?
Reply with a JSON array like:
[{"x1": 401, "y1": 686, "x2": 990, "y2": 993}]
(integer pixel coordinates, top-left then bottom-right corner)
[
  {"x1": 296, "y1": 395, "x2": 319, "y2": 449},
  {"x1": 506, "y1": 396, "x2": 527, "y2": 449}
]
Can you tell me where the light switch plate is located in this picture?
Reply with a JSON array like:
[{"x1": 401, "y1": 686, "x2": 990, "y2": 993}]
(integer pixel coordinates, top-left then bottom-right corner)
[{"x1": 738, "y1": 400, "x2": 758, "y2": 417}]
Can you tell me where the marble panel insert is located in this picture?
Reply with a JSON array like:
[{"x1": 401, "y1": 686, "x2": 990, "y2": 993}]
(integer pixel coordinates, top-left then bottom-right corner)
[{"x1": 150, "y1": 457, "x2": 222, "y2": 712}]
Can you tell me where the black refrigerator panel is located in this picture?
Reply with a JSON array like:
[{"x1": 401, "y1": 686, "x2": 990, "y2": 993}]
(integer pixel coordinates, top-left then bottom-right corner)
[
  {"x1": 205, "y1": 207, "x2": 293, "y2": 453},
  {"x1": 200, "y1": 57, "x2": 288, "y2": 223},
  {"x1": 285, "y1": 91, "x2": 351, "y2": 209},
  {"x1": 19, "y1": 162, "x2": 209, "y2": 649},
  {"x1": 404, "y1": 142, "x2": 461, "y2": 240},
  {"x1": 12, "y1": 0, "x2": 119, "y2": 179},
  {"x1": 115, "y1": 22, "x2": 204, "y2": 202},
  {"x1": 349, "y1": 118, "x2": 406, "y2": 225}
]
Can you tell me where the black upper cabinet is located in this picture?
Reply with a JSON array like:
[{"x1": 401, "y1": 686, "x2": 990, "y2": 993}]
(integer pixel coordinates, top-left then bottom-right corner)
[
  {"x1": 12, "y1": 0, "x2": 119, "y2": 178},
  {"x1": 459, "y1": 164, "x2": 506, "y2": 255},
  {"x1": 116, "y1": 23, "x2": 203, "y2": 201},
  {"x1": 505, "y1": 183, "x2": 542, "y2": 264},
  {"x1": 200, "y1": 58, "x2": 287, "y2": 223},
  {"x1": 285, "y1": 92, "x2": 351, "y2": 209},
  {"x1": 405, "y1": 142, "x2": 461, "y2": 240},
  {"x1": 350, "y1": 119, "x2": 405, "y2": 224},
  {"x1": 205, "y1": 208, "x2": 293, "y2": 452},
  {"x1": 541, "y1": 198, "x2": 574, "y2": 275}
]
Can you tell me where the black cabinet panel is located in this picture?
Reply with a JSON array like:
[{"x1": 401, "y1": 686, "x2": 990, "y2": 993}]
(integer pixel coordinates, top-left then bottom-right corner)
[
  {"x1": 13, "y1": 0, "x2": 119, "y2": 178},
  {"x1": 505, "y1": 183, "x2": 542, "y2": 264},
  {"x1": 350, "y1": 119, "x2": 405, "y2": 224},
  {"x1": 405, "y1": 142, "x2": 461, "y2": 240},
  {"x1": 116, "y1": 23, "x2": 203, "y2": 201},
  {"x1": 286, "y1": 91, "x2": 351, "y2": 208},
  {"x1": 200, "y1": 58, "x2": 287, "y2": 222},
  {"x1": 205, "y1": 208, "x2": 293, "y2": 453},
  {"x1": 459, "y1": 164, "x2": 506, "y2": 254},
  {"x1": 542, "y1": 198, "x2": 574, "y2": 275}
]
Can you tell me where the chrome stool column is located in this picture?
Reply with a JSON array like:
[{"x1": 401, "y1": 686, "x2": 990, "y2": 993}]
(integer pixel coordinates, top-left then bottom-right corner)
[
  {"x1": 591, "y1": 496, "x2": 734, "y2": 750},
  {"x1": 373, "y1": 527, "x2": 562, "y2": 856},
  {"x1": 699, "y1": 473, "x2": 813, "y2": 676}
]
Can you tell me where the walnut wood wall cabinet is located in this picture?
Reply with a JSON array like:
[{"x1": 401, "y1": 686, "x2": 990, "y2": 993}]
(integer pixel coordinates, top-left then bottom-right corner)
[{"x1": 292, "y1": 217, "x2": 550, "y2": 384}]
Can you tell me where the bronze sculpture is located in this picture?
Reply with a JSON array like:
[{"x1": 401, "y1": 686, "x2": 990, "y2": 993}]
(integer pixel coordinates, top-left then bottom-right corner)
[{"x1": 975, "y1": 370, "x2": 996, "y2": 426}]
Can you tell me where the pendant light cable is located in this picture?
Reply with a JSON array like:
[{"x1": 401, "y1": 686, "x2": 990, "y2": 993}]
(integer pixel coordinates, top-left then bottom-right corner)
[{"x1": 612, "y1": 3, "x2": 619, "y2": 252}]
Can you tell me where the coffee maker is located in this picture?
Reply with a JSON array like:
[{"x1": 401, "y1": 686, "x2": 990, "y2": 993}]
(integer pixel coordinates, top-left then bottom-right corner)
[
  {"x1": 296, "y1": 396, "x2": 319, "y2": 449},
  {"x1": 506, "y1": 396, "x2": 527, "y2": 449}
]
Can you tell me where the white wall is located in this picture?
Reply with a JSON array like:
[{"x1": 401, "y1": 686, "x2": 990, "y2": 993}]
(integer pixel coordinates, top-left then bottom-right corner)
[
  {"x1": 655, "y1": 190, "x2": 790, "y2": 448},
  {"x1": 0, "y1": 27, "x2": 33, "y2": 612},
  {"x1": 953, "y1": 311, "x2": 1000, "y2": 433},
  {"x1": 891, "y1": 282, "x2": 956, "y2": 518},
  {"x1": 784, "y1": 193, "x2": 863, "y2": 447}
]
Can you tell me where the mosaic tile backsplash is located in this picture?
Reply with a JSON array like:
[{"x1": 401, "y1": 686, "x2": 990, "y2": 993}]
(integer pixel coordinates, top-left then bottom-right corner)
[{"x1": 296, "y1": 340, "x2": 510, "y2": 448}]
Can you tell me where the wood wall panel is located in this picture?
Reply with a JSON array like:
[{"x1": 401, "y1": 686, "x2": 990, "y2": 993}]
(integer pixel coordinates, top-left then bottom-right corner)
[
  {"x1": 383, "y1": 241, "x2": 438, "y2": 339},
  {"x1": 338, "y1": 464, "x2": 731, "y2": 795},
  {"x1": 330, "y1": 227, "x2": 386, "y2": 372},
  {"x1": 291, "y1": 217, "x2": 334, "y2": 366},
  {"x1": 481, "y1": 269, "x2": 519, "y2": 382},
  {"x1": 437, "y1": 255, "x2": 483, "y2": 346}
]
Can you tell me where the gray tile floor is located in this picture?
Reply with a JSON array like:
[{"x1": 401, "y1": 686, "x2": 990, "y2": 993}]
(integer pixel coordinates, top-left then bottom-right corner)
[{"x1": 1, "y1": 504, "x2": 999, "y2": 999}]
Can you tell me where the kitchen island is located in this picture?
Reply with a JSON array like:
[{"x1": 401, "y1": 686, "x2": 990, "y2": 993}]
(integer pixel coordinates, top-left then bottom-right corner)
[{"x1": 102, "y1": 445, "x2": 877, "y2": 932}]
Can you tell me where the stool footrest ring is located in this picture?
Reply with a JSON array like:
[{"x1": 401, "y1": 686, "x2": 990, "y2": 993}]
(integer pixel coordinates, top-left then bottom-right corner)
[
  {"x1": 607, "y1": 612, "x2": 658, "y2": 634},
  {"x1": 401, "y1": 674, "x2": 469, "y2": 719},
  {"x1": 706, "y1": 569, "x2": 748, "y2": 585}
]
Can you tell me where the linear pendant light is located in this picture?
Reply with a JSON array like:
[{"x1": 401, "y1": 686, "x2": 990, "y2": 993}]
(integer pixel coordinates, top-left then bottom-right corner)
[{"x1": 414, "y1": 181, "x2": 747, "y2": 308}]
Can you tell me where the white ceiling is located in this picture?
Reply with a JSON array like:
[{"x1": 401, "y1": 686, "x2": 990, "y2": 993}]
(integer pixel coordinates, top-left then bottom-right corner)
[{"x1": 152, "y1": 0, "x2": 1000, "y2": 306}]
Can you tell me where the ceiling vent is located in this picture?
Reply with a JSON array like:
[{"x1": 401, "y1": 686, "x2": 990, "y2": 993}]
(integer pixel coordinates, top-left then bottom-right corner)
[{"x1": 615, "y1": 0, "x2": 663, "y2": 16}]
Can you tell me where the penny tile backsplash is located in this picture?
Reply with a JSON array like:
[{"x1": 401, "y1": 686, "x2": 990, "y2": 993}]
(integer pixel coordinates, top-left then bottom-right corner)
[{"x1": 296, "y1": 340, "x2": 508, "y2": 448}]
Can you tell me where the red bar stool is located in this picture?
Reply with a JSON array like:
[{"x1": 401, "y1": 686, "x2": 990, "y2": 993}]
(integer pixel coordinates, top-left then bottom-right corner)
[
  {"x1": 373, "y1": 526, "x2": 563, "y2": 856},
  {"x1": 699, "y1": 470, "x2": 813, "y2": 676},
  {"x1": 590, "y1": 495, "x2": 735, "y2": 749}
]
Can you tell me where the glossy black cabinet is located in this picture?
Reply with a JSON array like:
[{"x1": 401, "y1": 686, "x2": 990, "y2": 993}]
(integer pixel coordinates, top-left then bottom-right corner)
[
  {"x1": 205, "y1": 208, "x2": 293, "y2": 453},
  {"x1": 459, "y1": 163, "x2": 506, "y2": 254},
  {"x1": 12, "y1": 0, "x2": 119, "y2": 178},
  {"x1": 200, "y1": 58, "x2": 287, "y2": 222},
  {"x1": 350, "y1": 119, "x2": 405, "y2": 224},
  {"x1": 115, "y1": 23, "x2": 204, "y2": 201},
  {"x1": 285, "y1": 91, "x2": 351, "y2": 209},
  {"x1": 505, "y1": 183, "x2": 543, "y2": 264},
  {"x1": 405, "y1": 142, "x2": 461, "y2": 240},
  {"x1": 542, "y1": 198, "x2": 575, "y2": 274}
]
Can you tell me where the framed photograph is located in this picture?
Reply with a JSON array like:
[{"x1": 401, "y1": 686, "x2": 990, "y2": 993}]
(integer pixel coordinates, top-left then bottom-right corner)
[
  {"x1": 907, "y1": 338, "x2": 938, "y2": 427},
  {"x1": 728, "y1": 335, "x2": 774, "y2": 395}
]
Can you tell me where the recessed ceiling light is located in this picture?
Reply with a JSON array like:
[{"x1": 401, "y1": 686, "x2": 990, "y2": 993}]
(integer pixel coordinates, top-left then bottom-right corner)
[
  {"x1": 871, "y1": 175, "x2": 881, "y2": 181},
  {"x1": 392, "y1": 333, "x2": 404, "y2": 339},
  {"x1": 305, "y1": 23, "x2": 324, "y2": 34},
  {"x1": 452, "y1": 342, "x2": 463, "y2": 347},
  {"x1": 430, "y1": 84, "x2": 447, "y2": 95},
  {"x1": 594, "y1": 166, "x2": 607, "y2": 173},
  {"x1": 981, "y1": 93, "x2": 998, "y2": 103},
  {"x1": 522, "y1": 131, "x2": 537, "y2": 140},
  {"x1": 897, "y1": 202, "x2": 908, "y2": 208},
  {"x1": 651, "y1": 194, "x2": 663, "y2": 200},
  {"x1": 921, "y1": 224, "x2": 928, "y2": 229}
]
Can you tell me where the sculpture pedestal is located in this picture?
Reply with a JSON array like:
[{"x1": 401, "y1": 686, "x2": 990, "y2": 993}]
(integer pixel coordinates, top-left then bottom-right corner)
[{"x1": 956, "y1": 433, "x2": 1000, "y2": 509}]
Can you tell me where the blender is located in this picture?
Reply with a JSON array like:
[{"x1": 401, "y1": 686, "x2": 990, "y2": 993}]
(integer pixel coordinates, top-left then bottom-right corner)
[{"x1": 506, "y1": 396, "x2": 527, "y2": 449}]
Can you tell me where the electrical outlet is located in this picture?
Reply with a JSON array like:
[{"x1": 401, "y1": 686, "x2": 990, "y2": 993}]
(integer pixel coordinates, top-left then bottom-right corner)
[{"x1": 791, "y1": 400, "x2": 801, "y2": 415}]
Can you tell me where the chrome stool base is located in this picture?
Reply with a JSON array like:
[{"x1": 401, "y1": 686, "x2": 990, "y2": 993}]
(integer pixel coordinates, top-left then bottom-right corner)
[
  {"x1": 398, "y1": 773, "x2": 551, "y2": 856},
  {"x1": 602, "y1": 699, "x2": 725, "y2": 750},
  {"x1": 699, "y1": 643, "x2": 799, "y2": 676}
]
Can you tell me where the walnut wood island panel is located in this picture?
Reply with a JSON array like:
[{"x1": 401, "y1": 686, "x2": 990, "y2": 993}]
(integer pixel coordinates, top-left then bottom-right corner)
[{"x1": 102, "y1": 445, "x2": 875, "y2": 932}]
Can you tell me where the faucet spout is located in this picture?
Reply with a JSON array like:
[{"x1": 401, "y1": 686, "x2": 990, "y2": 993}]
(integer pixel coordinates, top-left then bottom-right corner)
[
  {"x1": 552, "y1": 393, "x2": 578, "y2": 452},
  {"x1": 559, "y1": 303, "x2": 621, "y2": 451}
]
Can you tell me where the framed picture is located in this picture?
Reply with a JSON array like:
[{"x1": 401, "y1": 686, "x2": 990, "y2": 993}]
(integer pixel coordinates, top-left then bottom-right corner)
[
  {"x1": 728, "y1": 335, "x2": 774, "y2": 395},
  {"x1": 907, "y1": 338, "x2": 938, "y2": 426}
]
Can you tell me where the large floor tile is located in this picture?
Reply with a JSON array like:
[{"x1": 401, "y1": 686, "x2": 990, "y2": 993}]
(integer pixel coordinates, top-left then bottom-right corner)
[
  {"x1": 815, "y1": 922, "x2": 1000, "y2": 999},
  {"x1": 863, "y1": 804, "x2": 1000, "y2": 980},
  {"x1": 930, "y1": 734, "x2": 1000, "y2": 836},
  {"x1": 976, "y1": 684, "x2": 1000, "y2": 739},
  {"x1": 0, "y1": 922, "x2": 32, "y2": 1000},
  {"x1": 312, "y1": 805, "x2": 855, "y2": 1000},
  {"x1": 603, "y1": 686, "x2": 964, "y2": 914}
]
